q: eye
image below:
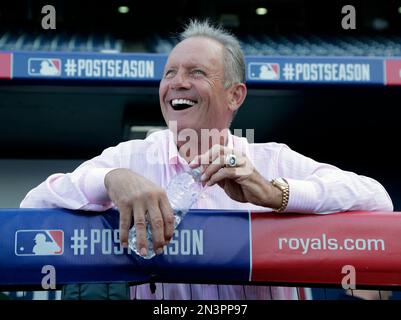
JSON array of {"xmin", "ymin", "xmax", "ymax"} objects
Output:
[
  {"xmin": 164, "ymin": 69, "xmax": 176, "ymax": 78},
  {"xmin": 192, "ymin": 69, "xmax": 206, "ymax": 76}
]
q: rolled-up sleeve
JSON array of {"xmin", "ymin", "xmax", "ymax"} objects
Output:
[
  {"xmin": 20, "ymin": 145, "xmax": 122, "ymax": 211},
  {"xmin": 275, "ymin": 145, "xmax": 394, "ymax": 214}
]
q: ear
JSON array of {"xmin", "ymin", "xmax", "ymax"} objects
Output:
[{"xmin": 227, "ymin": 83, "xmax": 247, "ymax": 112}]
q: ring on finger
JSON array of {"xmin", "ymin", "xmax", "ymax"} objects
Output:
[{"xmin": 225, "ymin": 153, "xmax": 237, "ymax": 167}]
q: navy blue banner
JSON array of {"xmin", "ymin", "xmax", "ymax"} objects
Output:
[
  {"xmin": 11, "ymin": 51, "xmax": 167, "ymax": 82},
  {"xmin": 0, "ymin": 209, "xmax": 250, "ymax": 288},
  {"xmin": 245, "ymin": 56, "xmax": 384, "ymax": 85},
  {"xmin": 0, "ymin": 50, "xmax": 389, "ymax": 85},
  {"xmin": 2, "ymin": 209, "xmax": 401, "ymax": 290}
]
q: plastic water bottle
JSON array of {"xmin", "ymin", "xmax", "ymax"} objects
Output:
[{"xmin": 128, "ymin": 167, "xmax": 203, "ymax": 259}]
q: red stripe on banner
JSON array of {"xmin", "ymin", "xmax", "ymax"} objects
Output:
[
  {"xmin": 385, "ymin": 59, "xmax": 401, "ymax": 85},
  {"xmin": 0, "ymin": 53, "xmax": 12, "ymax": 79},
  {"xmin": 251, "ymin": 211, "xmax": 401, "ymax": 288}
]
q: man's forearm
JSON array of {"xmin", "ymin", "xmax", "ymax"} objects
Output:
[
  {"xmin": 20, "ymin": 169, "xmax": 114, "ymax": 211},
  {"xmin": 277, "ymin": 145, "xmax": 394, "ymax": 214},
  {"xmin": 283, "ymin": 174, "xmax": 393, "ymax": 214}
]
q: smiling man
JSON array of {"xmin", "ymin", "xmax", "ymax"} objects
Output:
[
  {"xmin": 21, "ymin": 20, "xmax": 393, "ymax": 300},
  {"xmin": 160, "ymin": 34, "xmax": 244, "ymax": 136}
]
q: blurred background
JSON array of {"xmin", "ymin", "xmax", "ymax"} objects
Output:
[{"xmin": 0, "ymin": 0, "xmax": 400, "ymax": 300}]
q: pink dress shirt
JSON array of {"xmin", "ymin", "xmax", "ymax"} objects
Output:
[{"xmin": 20, "ymin": 129, "xmax": 393, "ymax": 300}]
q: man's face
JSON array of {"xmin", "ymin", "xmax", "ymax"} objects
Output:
[{"xmin": 159, "ymin": 37, "xmax": 233, "ymax": 133}]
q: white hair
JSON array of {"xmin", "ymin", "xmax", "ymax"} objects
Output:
[{"xmin": 179, "ymin": 19, "xmax": 245, "ymax": 88}]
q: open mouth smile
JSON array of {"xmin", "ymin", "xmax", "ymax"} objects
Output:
[{"xmin": 170, "ymin": 98, "xmax": 198, "ymax": 111}]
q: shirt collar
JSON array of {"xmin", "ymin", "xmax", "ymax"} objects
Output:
[{"xmin": 167, "ymin": 129, "xmax": 235, "ymax": 165}]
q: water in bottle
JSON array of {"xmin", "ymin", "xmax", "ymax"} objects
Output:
[{"xmin": 128, "ymin": 167, "xmax": 203, "ymax": 259}]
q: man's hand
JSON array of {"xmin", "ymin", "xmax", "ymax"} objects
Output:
[
  {"xmin": 189, "ymin": 145, "xmax": 283, "ymax": 209},
  {"xmin": 104, "ymin": 168, "xmax": 175, "ymax": 256}
]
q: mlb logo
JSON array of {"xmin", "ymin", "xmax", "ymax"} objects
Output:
[
  {"xmin": 15, "ymin": 230, "xmax": 64, "ymax": 256},
  {"xmin": 28, "ymin": 58, "xmax": 61, "ymax": 76},
  {"xmin": 248, "ymin": 62, "xmax": 280, "ymax": 80}
]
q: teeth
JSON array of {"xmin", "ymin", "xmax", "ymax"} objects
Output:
[{"xmin": 171, "ymin": 99, "xmax": 196, "ymax": 106}]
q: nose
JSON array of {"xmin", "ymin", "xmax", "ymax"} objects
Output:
[{"xmin": 169, "ymin": 70, "xmax": 191, "ymax": 90}]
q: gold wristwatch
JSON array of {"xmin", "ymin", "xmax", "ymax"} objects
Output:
[{"xmin": 271, "ymin": 178, "xmax": 289, "ymax": 212}]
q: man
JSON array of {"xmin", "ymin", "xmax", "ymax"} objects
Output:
[{"xmin": 21, "ymin": 20, "xmax": 393, "ymax": 300}]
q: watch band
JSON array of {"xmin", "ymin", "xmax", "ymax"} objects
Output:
[{"xmin": 271, "ymin": 178, "xmax": 290, "ymax": 212}]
